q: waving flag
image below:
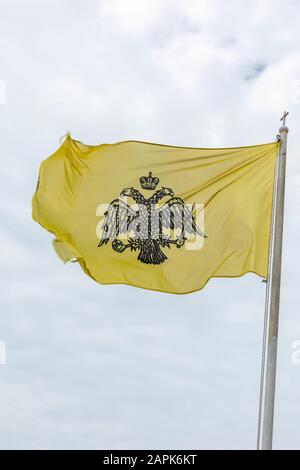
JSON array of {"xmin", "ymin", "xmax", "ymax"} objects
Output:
[{"xmin": 32, "ymin": 135, "xmax": 278, "ymax": 294}]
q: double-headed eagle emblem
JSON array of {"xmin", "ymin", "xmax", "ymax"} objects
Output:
[{"xmin": 98, "ymin": 172, "xmax": 206, "ymax": 265}]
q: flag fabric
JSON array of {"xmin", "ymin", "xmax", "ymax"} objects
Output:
[{"xmin": 32, "ymin": 135, "xmax": 278, "ymax": 294}]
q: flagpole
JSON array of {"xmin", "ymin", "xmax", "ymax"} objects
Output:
[{"xmin": 257, "ymin": 111, "xmax": 289, "ymax": 450}]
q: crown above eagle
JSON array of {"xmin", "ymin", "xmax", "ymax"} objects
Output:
[{"xmin": 140, "ymin": 172, "xmax": 159, "ymax": 190}]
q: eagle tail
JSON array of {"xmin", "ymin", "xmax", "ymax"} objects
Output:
[{"xmin": 138, "ymin": 240, "xmax": 167, "ymax": 265}]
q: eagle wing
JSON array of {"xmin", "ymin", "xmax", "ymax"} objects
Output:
[
  {"xmin": 98, "ymin": 199, "xmax": 138, "ymax": 246},
  {"xmin": 158, "ymin": 197, "xmax": 207, "ymax": 238}
]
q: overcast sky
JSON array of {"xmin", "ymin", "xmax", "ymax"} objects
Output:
[{"xmin": 1, "ymin": 0, "xmax": 300, "ymax": 450}]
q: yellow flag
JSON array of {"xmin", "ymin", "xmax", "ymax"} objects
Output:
[{"xmin": 32, "ymin": 135, "xmax": 278, "ymax": 294}]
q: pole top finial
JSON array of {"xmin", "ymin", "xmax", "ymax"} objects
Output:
[{"xmin": 280, "ymin": 110, "xmax": 289, "ymax": 126}]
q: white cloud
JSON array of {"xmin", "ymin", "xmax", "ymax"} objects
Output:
[
  {"xmin": 98, "ymin": 0, "xmax": 171, "ymax": 36},
  {"xmin": 247, "ymin": 53, "xmax": 300, "ymax": 112},
  {"xmin": 151, "ymin": 32, "xmax": 238, "ymax": 93}
]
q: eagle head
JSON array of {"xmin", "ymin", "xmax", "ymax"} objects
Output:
[
  {"xmin": 120, "ymin": 187, "xmax": 135, "ymax": 198},
  {"xmin": 161, "ymin": 187, "xmax": 174, "ymax": 197}
]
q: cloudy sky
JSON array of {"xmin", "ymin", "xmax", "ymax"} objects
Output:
[{"xmin": 1, "ymin": 0, "xmax": 300, "ymax": 450}]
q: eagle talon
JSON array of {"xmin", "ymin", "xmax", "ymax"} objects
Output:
[
  {"xmin": 176, "ymin": 237, "xmax": 186, "ymax": 248},
  {"xmin": 112, "ymin": 239, "xmax": 127, "ymax": 253}
]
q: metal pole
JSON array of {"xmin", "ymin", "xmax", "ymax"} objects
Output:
[{"xmin": 257, "ymin": 112, "xmax": 289, "ymax": 450}]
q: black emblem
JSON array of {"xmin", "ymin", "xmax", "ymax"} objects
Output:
[{"xmin": 98, "ymin": 172, "xmax": 207, "ymax": 265}]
